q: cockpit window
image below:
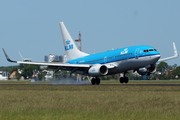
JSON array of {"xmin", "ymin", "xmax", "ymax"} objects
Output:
[
  {"xmin": 144, "ymin": 50, "xmax": 148, "ymax": 52},
  {"xmin": 143, "ymin": 49, "xmax": 156, "ymax": 53},
  {"xmin": 149, "ymin": 49, "xmax": 153, "ymax": 51}
]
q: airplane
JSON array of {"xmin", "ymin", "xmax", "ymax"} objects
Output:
[{"xmin": 2, "ymin": 22, "xmax": 179, "ymax": 85}]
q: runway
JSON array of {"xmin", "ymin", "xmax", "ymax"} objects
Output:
[
  {"xmin": 101, "ymin": 83, "xmax": 180, "ymax": 86},
  {"xmin": 0, "ymin": 81, "xmax": 180, "ymax": 86}
]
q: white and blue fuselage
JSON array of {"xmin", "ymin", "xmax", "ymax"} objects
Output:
[{"xmin": 66, "ymin": 45, "xmax": 160, "ymax": 75}]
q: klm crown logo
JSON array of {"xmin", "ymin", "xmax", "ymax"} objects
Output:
[
  {"xmin": 66, "ymin": 39, "xmax": 70, "ymax": 44},
  {"xmin": 65, "ymin": 39, "xmax": 73, "ymax": 51},
  {"xmin": 121, "ymin": 48, "xmax": 128, "ymax": 54},
  {"xmin": 92, "ymin": 68, "xmax": 95, "ymax": 72}
]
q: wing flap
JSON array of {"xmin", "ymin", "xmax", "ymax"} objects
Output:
[{"xmin": 16, "ymin": 61, "xmax": 90, "ymax": 68}]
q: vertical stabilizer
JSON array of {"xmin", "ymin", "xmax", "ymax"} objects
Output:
[{"xmin": 59, "ymin": 22, "xmax": 89, "ymax": 61}]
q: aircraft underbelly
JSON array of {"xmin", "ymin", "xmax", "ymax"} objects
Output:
[
  {"xmin": 76, "ymin": 55, "xmax": 159, "ymax": 76},
  {"xmin": 114, "ymin": 55, "xmax": 157, "ymax": 73}
]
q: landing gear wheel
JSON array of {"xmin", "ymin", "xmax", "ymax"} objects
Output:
[
  {"xmin": 119, "ymin": 77, "xmax": 129, "ymax": 83},
  {"xmin": 124, "ymin": 77, "xmax": 129, "ymax": 83},
  {"xmin": 120, "ymin": 77, "xmax": 124, "ymax": 83},
  {"xmin": 91, "ymin": 78, "xmax": 96, "ymax": 85},
  {"xmin": 95, "ymin": 78, "xmax": 100, "ymax": 85},
  {"xmin": 91, "ymin": 77, "xmax": 100, "ymax": 85}
]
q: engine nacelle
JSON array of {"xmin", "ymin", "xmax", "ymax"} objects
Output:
[
  {"xmin": 148, "ymin": 64, "xmax": 156, "ymax": 74},
  {"xmin": 137, "ymin": 64, "xmax": 156, "ymax": 75},
  {"xmin": 88, "ymin": 64, "xmax": 108, "ymax": 76},
  {"xmin": 137, "ymin": 67, "xmax": 148, "ymax": 75}
]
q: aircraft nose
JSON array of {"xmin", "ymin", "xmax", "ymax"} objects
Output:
[
  {"xmin": 155, "ymin": 54, "xmax": 161, "ymax": 61},
  {"xmin": 150, "ymin": 54, "xmax": 161, "ymax": 63}
]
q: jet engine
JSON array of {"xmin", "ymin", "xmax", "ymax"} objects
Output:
[
  {"xmin": 88, "ymin": 64, "xmax": 108, "ymax": 76},
  {"xmin": 137, "ymin": 64, "xmax": 156, "ymax": 75}
]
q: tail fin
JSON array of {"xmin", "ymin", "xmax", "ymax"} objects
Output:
[{"xmin": 59, "ymin": 22, "xmax": 89, "ymax": 61}]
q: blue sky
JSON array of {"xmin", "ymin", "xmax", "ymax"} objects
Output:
[{"xmin": 0, "ymin": 0, "xmax": 180, "ymax": 67}]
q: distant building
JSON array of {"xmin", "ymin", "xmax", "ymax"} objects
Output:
[
  {"xmin": 44, "ymin": 54, "xmax": 67, "ymax": 63},
  {"xmin": 59, "ymin": 55, "xmax": 64, "ymax": 62},
  {"xmin": 0, "ymin": 71, "xmax": 10, "ymax": 80},
  {"xmin": 45, "ymin": 54, "xmax": 61, "ymax": 62},
  {"xmin": 10, "ymin": 71, "xmax": 16, "ymax": 80},
  {"xmin": 10, "ymin": 71, "xmax": 24, "ymax": 80},
  {"xmin": 60, "ymin": 54, "xmax": 67, "ymax": 63}
]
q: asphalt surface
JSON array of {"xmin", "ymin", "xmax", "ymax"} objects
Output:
[{"xmin": 0, "ymin": 82, "xmax": 180, "ymax": 86}]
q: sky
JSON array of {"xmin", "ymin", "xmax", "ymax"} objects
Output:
[{"xmin": 0, "ymin": 0, "xmax": 180, "ymax": 67}]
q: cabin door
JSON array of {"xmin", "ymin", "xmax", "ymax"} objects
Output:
[{"xmin": 135, "ymin": 48, "xmax": 140, "ymax": 59}]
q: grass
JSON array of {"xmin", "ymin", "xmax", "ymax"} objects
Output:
[{"xmin": 0, "ymin": 84, "xmax": 180, "ymax": 119}]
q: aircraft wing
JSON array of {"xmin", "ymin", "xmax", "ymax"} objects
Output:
[
  {"xmin": 2, "ymin": 48, "xmax": 90, "ymax": 71},
  {"xmin": 158, "ymin": 42, "xmax": 178, "ymax": 62}
]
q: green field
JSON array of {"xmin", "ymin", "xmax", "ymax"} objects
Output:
[{"xmin": 0, "ymin": 82, "xmax": 180, "ymax": 120}]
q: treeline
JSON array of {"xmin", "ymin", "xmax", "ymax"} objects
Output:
[
  {"xmin": 155, "ymin": 62, "xmax": 180, "ymax": 80},
  {"xmin": 0, "ymin": 66, "xmax": 14, "ymax": 73}
]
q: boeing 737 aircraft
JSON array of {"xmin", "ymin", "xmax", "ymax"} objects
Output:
[{"xmin": 3, "ymin": 22, "xmax": 179, "ymax": 85}]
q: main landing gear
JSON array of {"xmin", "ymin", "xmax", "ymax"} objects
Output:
[
  {"xmin": 91, "ymin": 77, "xmax": 100, "ymax": 85},
  {"xmin": 119, "ymin": 73, "xmax": 129, "ymax": 83}
]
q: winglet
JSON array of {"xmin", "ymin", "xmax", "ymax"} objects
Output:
[
  {"xmin": 2, "ymin": 48, "xmax": 17, "ymax": 63},
  {"xmin": 173, "ymin": 42, "xmax": 178, "ymax": 57},
  {"xmin": 19, "ymin": 51, "xmax": 24, "ymax": 60},
  {"xmin": 158, "ymin": 42, "xmax": 178, "ymax": 62}
]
